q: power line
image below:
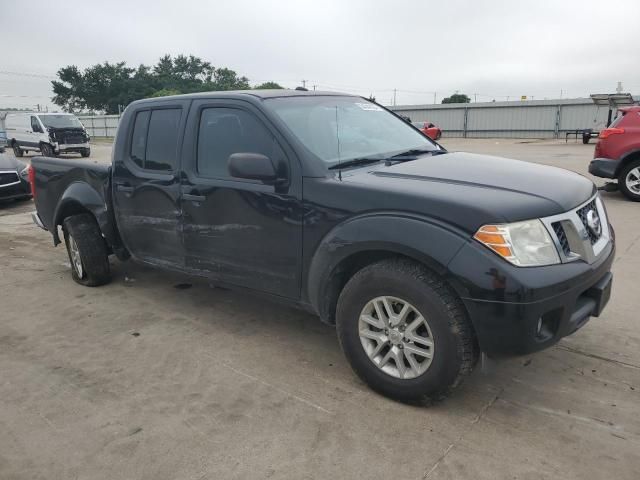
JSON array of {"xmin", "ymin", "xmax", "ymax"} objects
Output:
[{"xmin": 0, "ymin": 70, "xmax": 57, "ymax": 79}]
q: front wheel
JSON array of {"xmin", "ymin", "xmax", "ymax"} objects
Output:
[
  {"xmin": 63, "ymin": 214, "xmax": 111, "ymax": 286},
  {"xmin": 336, "ymin": 258, "xmax": 477, "ymax": 404},
  {"xmin": 80, "ymin": 148, "xmax": 91, "ymax": 158},
  {"xmin": 40, "ymin": 143, "xmax": 55, "ymax": 157},
  {"xmin": 618, "ymin": 159, "xmax": 640, "ymax": 202}
]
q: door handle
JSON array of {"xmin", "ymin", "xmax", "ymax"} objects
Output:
[
  {"xmin": 183, "ymin": 193, "xmax": 205, "ymax": 202},
  {"xmin": 115, "ymin": 183, "xmax": 134, "ymax": 193}
]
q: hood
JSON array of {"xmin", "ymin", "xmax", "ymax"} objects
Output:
[
  {"xmin": 0, "ymin": 153, "xmax": 26, "ymax": 171},
  {"xmin": 343, "ymin": 152, "xmax": 595, "ymax": 232},
  {"xmin": 47, "ymin": 126, "xmax": 85, "ymax": 131}
]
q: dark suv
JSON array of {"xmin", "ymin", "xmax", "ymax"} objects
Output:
[{"xmin": 589, "ymin": 105, "xmax": 640, "ymax": 201}]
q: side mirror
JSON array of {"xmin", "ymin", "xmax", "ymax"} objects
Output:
[{"xmin": 228, "ymin": 153, "xmax": 279, "ymax": 184}]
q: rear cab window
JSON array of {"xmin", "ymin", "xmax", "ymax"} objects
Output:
[{"xmin": 130, "ymin": 108, "xmax": 182, "ymax": 172}]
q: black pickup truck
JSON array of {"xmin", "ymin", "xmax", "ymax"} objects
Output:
[{"xmin": 30, "ymin": 90, "xmax": 615, "ymax": 403}]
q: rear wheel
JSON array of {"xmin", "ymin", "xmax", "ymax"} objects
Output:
[
  {"xmin": 618, "ymin": 159, "xmax": 640, "ymax": 202},
  {"xmin": 336, "ymin": 258, "xmax": 477, "ymax": 404},
  {"xmin": 12, "ymin": 143, "xmax": 23, "ymax": 157},
  {"xmin": 62, "ymin": 214, "xmax": 111, "ymax": 286}
]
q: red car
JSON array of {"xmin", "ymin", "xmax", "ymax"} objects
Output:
[
  {"xmin": 412, "ymin": 121, "xmax": 442, "ymax": 140},
  {"xmin": 589, "ymin": 105, "xmax": 640, "ymax": 201}
]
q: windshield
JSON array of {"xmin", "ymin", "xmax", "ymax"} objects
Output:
[
  {"xmin": 266, "ymin": 96, "xmax": 437, "ymax": 166},
  {"xmin": 38, "ymin": 114, "xmax": 83, "ymax": 129}
]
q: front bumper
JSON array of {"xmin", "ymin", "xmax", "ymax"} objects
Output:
[
  {"xmin": 54, "ymin": 142, "xmax": 90, "ymax": 153},
  {"xmin": 589, "ymin": 158, "xmax": 618, "ymax": 179},
  {"xmin": 447, "ymin": 234, "xmax": 615, "ymax": 357},
  {"xmin": 0, "ymin": 176, "xmax": 31, "ymax": 201}
]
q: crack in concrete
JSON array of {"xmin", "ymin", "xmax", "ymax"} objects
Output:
[
  {"xmin": 556, "ymin": 345, "xmax": 640, "ymax": 370},
  {"xmin": 422, "ymin": 388, "xmax": 503, "ymax": 479}
]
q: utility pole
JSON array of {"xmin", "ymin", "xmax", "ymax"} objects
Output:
[
  {"xmin": 37, "ymin": 104, "xmax": 41, "ymax": 112},
  {"xmin": 313, "ymin": 84, "xmax": 317, "ymax": 91},
  {"xmin": 560, "ymin": 89, "xmax": 563, "ymax": 99},
  {"xmin": 393, "ymin": 89, "xmax": 397, "ymax": 106},
  {"xmin": 474, "ymin": 93, "xmax": 477, "ymax": 103},
  {"xmin": 433, "ymin": 92, "xmax": 436, "ymax": 104},
  {"xmin": 301, "ymin": 79, "xmax": 307, "ymax": 89}
]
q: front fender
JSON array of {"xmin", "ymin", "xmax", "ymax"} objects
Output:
[
  {"xmin": 53, "ymin": 182, "xmax": 113, "ymax": 246},
  {"xmin": 305, "ymin": 212, "xmax": 469, "ymax": 318}
]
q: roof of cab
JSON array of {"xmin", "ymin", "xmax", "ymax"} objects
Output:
[{"xmin": 131, "ymin": 89, "xmax": 357, "ymax": 105}]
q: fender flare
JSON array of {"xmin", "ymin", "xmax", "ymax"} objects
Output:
[
  {"xmin": 305, "ymin": 212, "xmax": 469, "ymax": 322},
  {"xmin": 617, "ymin": 148, "xmax": 640, "ymax": 175},
  {"xmin": 52, "ymin": 181, "xmax": 115, "ymax": 247}
]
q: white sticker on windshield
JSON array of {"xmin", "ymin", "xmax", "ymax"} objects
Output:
[{"xmin": 355, "ymin": 103, "xmax": 383, "ymax": 111}]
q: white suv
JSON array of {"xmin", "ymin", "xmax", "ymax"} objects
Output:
[{"xmin": 5, "ymin": 113, "xmax": 90, "ymax": 157}]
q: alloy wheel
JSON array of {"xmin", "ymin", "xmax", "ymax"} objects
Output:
[
  {"xmin": 625, "ymin": 167, "xmax": 640, "ymax": 194},
  {"xmin": 68, "ymin": 234, "xmax": 84, "ymax": 278},
  {"xmin": 358, "ymin": 296, "xmax": 434, "ymax": 379}
]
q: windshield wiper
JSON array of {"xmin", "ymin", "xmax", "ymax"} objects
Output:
[
  {"xmin": 389, "ymin": 148, "xmax": 446, "ymax": 159},
  {"xmin": 328, "ymin": 158, "xmax": 384, "ymax": 170}
]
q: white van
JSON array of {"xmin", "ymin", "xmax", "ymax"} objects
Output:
[{"xmin": 5, "ymin": 113, "xmax": 90, "ymax": 157}]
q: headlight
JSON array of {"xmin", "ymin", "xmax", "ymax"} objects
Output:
[
  {"xmin": 474, "ymin": 219, "xmax": 560, "ymax": 267},
  {"xmin": 19, "ymin": 164, "xmax": 30, "ymax": 178}
]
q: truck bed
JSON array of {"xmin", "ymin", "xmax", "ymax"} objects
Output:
[{"xmin": 31, "ymin": 156, "xmax": 112, "ymax": 240}]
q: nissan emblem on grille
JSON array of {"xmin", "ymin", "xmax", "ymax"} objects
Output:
[{"xmin": 586, "ymin": 209, "xmax": 602, "ymax": 237}]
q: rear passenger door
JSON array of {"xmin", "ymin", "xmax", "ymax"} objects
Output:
[{"xmin": 112, "ymin": 101, "xmax": 189, "ymax": 267}]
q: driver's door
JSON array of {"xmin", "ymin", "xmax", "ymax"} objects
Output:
[{"xmin": 180, "ymin": 99, "xmax": 303, "ymax": 298}]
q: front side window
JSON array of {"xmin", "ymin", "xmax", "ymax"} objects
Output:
[
  {"xmin": 265, "ymin": 96, "xmax": 437, "ymax": 166},
  {"xmin": 197, "ymin": 107, "xmax": 283, "ymax": 179},
  {"xmin": 129, "ymin": 108, "xmax": 181, "ymax": 171},
  {"xmin": 31, "ymin": 116, "xmax": 41, "ymax": 132}
]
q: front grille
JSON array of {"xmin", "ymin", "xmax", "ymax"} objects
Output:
[
  {"xmin": 0, "ymin": 171, "xmax": 19, "ymax": 187},
  {"xmin": 576, "ymin": 199, "xmax": 601, "ymax": 244},
  {"xmin": 62, "ymin": 134, "xmax": 84, "ymax": 144},
  {"xmin": 552, "ymin": 222, "xmax": 571, "ymax": 255}
]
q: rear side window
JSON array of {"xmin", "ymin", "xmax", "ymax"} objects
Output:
[
  {"xmin": 609, "ymin": 111, "xmax": 626, "ymax": 128},
  {"xmin": 130, "ymin": 108, "xmax": 181, "ymax": 171},
  {"xmin": 197, "ymin": 108, "xmax": 283, "ymax": 179},
  {"xmin": 131, "ymin": 111, "xmax": 150, "ymax": 168}
]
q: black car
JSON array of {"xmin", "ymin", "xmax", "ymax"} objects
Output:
[
  {"xmin": 0, "ymin": 153, "xmax": 31, "ymax": 201},
  {"xmin": 29, "ymin": 90, "xmax": 614, "ymax": 403}
]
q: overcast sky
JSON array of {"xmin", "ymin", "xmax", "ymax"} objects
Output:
[{"xmin": 2, "ymin": 0, "xmax": 639, "ymax": 110}]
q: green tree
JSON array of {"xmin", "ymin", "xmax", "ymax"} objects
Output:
[
  {"xmin": 254, "ymin": 81, "xmax": 284, "ymax": 89},
  {"xmin": 52, "ymin": 55, "xmax": 255, "ymax": 113},
  {"xmin": 149, "ymin": 88, "xmax": 182, "ymax": 98},
  {"xmin": 441, "ymin": 93, "xmax": 471, "ymax": 104},
  {"xmin": 212, "ymin": 67, "xmax": 249, "ymax": 91}
]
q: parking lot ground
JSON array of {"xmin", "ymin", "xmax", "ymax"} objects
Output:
[{"xmin": 1, "ymin": 139, "xmax": 639, "ymax": 479}]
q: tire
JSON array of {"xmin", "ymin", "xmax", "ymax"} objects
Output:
[
  {"xmin": 336, "ymin": 258, "xmax": 477, "ymax": 404},
  {"xmin": 436, "ymin": 130, "xmax": 442, "ymax": 140},
  {"xmin": 618, "ymin": 159, "xmax": 640, "ymax": 202},
  {"xmin": 62, "ymin": 214, "xmax": 111, "ymax": 286},
  {"xmin": 80, "ymin": 148, "xmax": 91, "ymax": 158},
  {"xmin": 40, "ymin": 143, "xmax": 55, "ymax": 157},
  {"xmin": 12, "ymin": 143, "xmax": 23, "ymax": 157}
]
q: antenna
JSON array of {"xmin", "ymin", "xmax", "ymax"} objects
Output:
[{"xmin": 335, "ymin": 105, "xmax": 342, "ymax": 181}]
